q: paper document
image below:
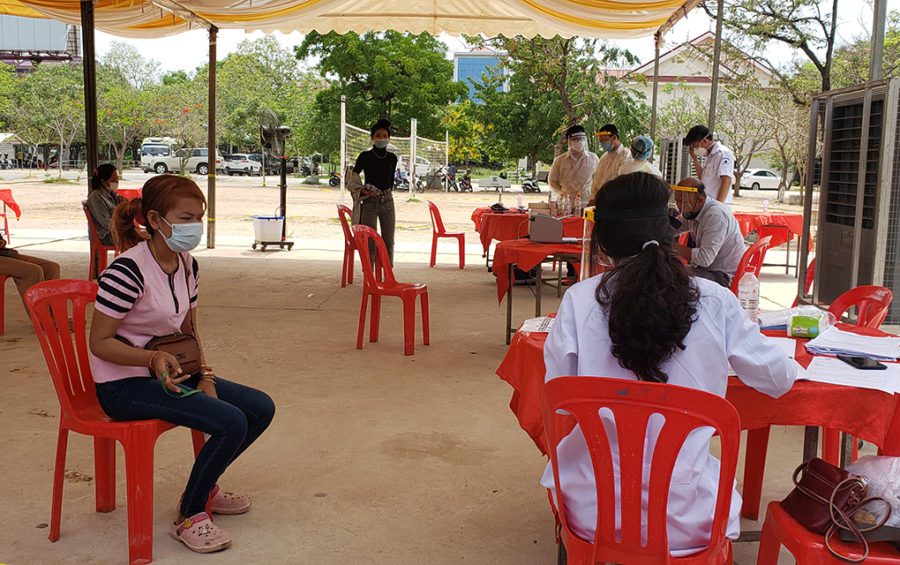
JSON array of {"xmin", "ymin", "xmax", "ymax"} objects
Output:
[
  {"xmin": 520, "ymin": 317, "xmax": 555, "ymax": 333},
  {"xmin": 805, "ymin": 326, "xmax": 900, "ymax": 361},
  {"xmin": 768, "ymin": 336, "xmax": 797, "ymax": 359},
  {"xmin": 803, "ymin": 357, "xmax": 900, "ymax": 394}
]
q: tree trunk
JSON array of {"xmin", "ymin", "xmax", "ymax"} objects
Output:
[
  {"xmin": 115, "ymin": 144, "xmax": 125, "ymax": 173},
  {"xmin": 733, "ymin": 172, "xmax": 742, "ymax": 199}
]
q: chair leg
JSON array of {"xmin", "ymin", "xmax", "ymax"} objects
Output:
[
  {"xmin": 124, "ymin": 434, "xmax": 157, "ymax": 565},
  {"xmin": 741, "ymin": 427, "xmax": 770, "ymax": 521},
  {"xmin": 756, "ymin": 509, "xmax": 783, "ymax": 565},
  {"xmin": 341, "ymin": 248, "xmax": 349, "ymax": 287},
  {"xmin": 370, "ymin": 294, "xmax": 381, "ymax": 343},
  {"xmin": 0, "ymin": 277, "xmax": 5, "ymax": 336},
  {"xmin": 822, "ymin": 428, "xmax": 840, "ymax": 465},
  {"xmin": 457, "ymin": 236, "xmax": 465, "ymax": 269},
  {"xmin": 348, "ymin": 248, "xmax": 355, "ymax": 285},
  {"xmin": 421, "ymin": 291, "xmax": 430, "ymax": 346},
  {"xmin": 402, "ymin": 295, "xmax": 416, "ymax": 355},
  {"xmin": 49, "ymin": 427, "xmax": 69, "ymax": 542},
  {"xmin": 357, "ymin": 291, "xmax": 369, "ymax": 350},
  {"xmin": 88, "ymin": 245, "xmax": 96, "ymax": 281},
  {"xmin": 94, "ymin": 437, "xmax": 117, "ymax": 512},
  {"xmin": 430, "ymin": 234, "xmax": 438, "ymax": 267}
]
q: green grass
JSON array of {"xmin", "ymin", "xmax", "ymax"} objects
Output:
[{"xmin": 43, "ymin": 177, "xmax": 76, "ymax": 184}]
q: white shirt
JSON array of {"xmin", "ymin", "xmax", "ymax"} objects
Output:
[
  {"xmin": 549, "ymin": 150, "xmax": 600, "ymax": 200},
  {"xmin": 618, "ymin": 159, "xmax": 663, "ymax": 178},
  {"xmin": 685, "ymin": 197, "xmax": 746, "ymax": 278},
  {"xmin": 540, "ymin": 276, "xmax": 797, "ymax": 556},
  {"xmin": 592, "ymin": 143, "xmax": 633, "ymax": 196},
  {"xmin": 699, "ymin": 142, "xmax": 735, "ymax": 204}
]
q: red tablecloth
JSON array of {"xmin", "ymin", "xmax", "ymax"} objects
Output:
[
  {"xmin": 732, "ymin": 212, "xmax": 804, "ymax": 248},
  {"xmin": 0, "ymin": 188, "xmax": 22, "ymax": 219},
  {"xmin": 496, "ymin": 324, "xmax": 900, "ymax": 457},
  {"xmin": 116, "ymin": 188, "xmax": 142, "ymax": 200},
  {"xmin": 472, "ymin": 207, "xmax": 583, "ymax": 253},
  {"xmin": 493, "ymin": 239, "xmax": 583, "ymax": 302}
]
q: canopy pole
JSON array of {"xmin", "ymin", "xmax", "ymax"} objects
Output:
[
  {"xmin": 340, "ymin": 95, "xmax": 346, "ymax": 204},
  {"xmin": 708, "ymin": 0, "xmax": 724, "ymax": 131},
  {"xmin": 444, "ymin": 130, "xmax": 449, "ymax": 192},
  {"xmin": 80, "ymin": 0, "xmax": 98, "ymax": 195},
  {"xmin": 649, "ymin": 32, "xmax": 662, "ymax": 141},
  {"xmin": 206, "ymin": 26, "xmax": 217, "ymax": 249},
  {"xmin": 871, "ymin": 0, "xmax": 887, "ymax": 81}
]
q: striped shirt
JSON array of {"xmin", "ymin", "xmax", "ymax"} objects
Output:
[{"xmin": 90, "ymin": 241, "xmax": 199, "ymax": 383}]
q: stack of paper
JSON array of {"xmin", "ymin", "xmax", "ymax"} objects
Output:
[
  {"xmin": 802, "ymin": 357, "xmax": 900, "ymax": 394},
  {"xmin": 520, "ymin": 317, "xmax": 555, "ymax": 333},
  {"xmin": 805, "ymin": 326, "xmax": 900, "ymax": 361}
]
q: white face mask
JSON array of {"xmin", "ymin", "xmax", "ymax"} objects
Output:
[
  {"xmin": 568, "ymin": 139, "xmax": 585, "ymax": 153},
  {"xmin": 694, "ymin": 146, "xmax": 707, "ymax": 157},
  {"xmin": 108, "ymin": 181, "xmax": 119, "ymax": 191}
]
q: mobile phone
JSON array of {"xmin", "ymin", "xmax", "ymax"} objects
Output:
[{"xmin": 836, "ymin": 355, "xmax": 888, "ymax": 370}]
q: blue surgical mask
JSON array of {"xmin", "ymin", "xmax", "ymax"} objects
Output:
[
  {"xmin": 373, "ymin": 140, "xmax": 389, "ymax": 149},
  {"xmin": 600, "ymin": 141, "xmax": 613, "ymax": 152},
  {"xmin": 161, "ymin": 216, "xmax": 203, "ymax": 252}
]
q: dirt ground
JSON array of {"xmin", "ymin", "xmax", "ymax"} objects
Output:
[{"xmin": 0, "ymin": 171, "xmax": 816, "ymax": 564}]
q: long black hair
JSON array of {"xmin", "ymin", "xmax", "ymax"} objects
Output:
[
  {"xmin": 90, "ymin": 163, "xmax": 117, "ymax": 191},
  {"xmin": 593, "ymin": 172, "xmax": 699, "ymax": 383}
]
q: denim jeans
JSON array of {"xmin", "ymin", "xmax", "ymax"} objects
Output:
[
  {"xmin": 357, "ymin": 193, "xmax": 396, "ymax": 265},
  {"xmin": 95, "ymin": 375, "xmax": 275, "ymax": 516}
]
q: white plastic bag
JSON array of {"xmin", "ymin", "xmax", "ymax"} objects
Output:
[{"xmin": 846, "ymin": 455, "xmax": 900, "ymax": 527}]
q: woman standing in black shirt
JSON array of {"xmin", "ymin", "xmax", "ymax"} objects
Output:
[{"xmin": 353, "ymin": 119, "xmax": 398, "ymax": 264}]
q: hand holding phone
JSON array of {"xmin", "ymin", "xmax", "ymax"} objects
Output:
[{"xmin": 837, "ymin": 355, "xmax": 888, "ymax": 370}]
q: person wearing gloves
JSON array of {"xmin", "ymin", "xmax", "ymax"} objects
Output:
[
  {"xmin": 590, "ymin": 123, "xmax": 632, "ymax": 200},
  {"xmin": 540, "ymin": 171, "xmax": 797, "ymax": 557},
  {"xmin": 548, "ymin": 124, "xmax": 599, "ymax": 210},
  {"xmin": 684, "ymin": 125, "xmax": 736, "ymax": 204},
  {"xmin": 618, "ymin": 135, "xmax": 663, "ymax": 178},
  {"xmin": 348, "ymin": 118, "xmax": 399, "ymax": 265}
]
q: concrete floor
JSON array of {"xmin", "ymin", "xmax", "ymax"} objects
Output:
[{"xmin": 0, "ymin": 181, "xmax": 818, "ymax": 564}]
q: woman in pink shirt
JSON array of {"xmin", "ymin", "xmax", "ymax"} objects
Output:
[{"xmin": 89, "ymin": 175, "xmax": 275, "ymax": 554}]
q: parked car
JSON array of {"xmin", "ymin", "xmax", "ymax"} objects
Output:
[
  {"xmin": 147, "ymin": 147, "xmax": 223, "ymax": 175},
  {"xmin": 742, "ymin": 168, "xmax": 781, "ymax": 190},
  {"xmin": 225, "ymin": 153, "xmax": 262, "ymax": 176}
]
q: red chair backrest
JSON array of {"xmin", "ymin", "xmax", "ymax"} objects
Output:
[
  {"xmin": 542, "ymin": 376, "xmax": 740, "ymax": 563},
  {"xmin": 25, "ymin": 280, "xmax": 99, "ymax": 418},
  {"xmin": 792, "ymin": 258, "xmax": 816, "ymax": 307},
  {"xmin": 352, "ymin": 225, "xmax": 397, "ymax": 287},
  {"xmin": 828, "ymin": 285, "xmax": 893, "ymax": 329},
  {"xmin": 729, "ymin": 235, "xmax": 772, "ymax": 295},
  {"xmin": 336, "ymin": 204, "xmax": 354, "ymax": 248},
  {"xmin": 427, "ymin": 201, "xmax": 447, "ymax": 235},
  {"xmin": 0, "ymin": 188, "xmax": 22, "ymax": 219},
  {"xmin": 83, "ymin": 204, "xmax": 108, "ymax": 251},
  {"xmin": 116, "ymin": 188, "xmax": 142, "ymax": 201}
]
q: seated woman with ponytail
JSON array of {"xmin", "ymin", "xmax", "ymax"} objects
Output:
[
  {"xmin": 540, "ymin": 172, "xmax": 798, "ymax": 556},
  {"xmin": 89, "ymin": 174, "xmax": 275, "ymax": 555}
]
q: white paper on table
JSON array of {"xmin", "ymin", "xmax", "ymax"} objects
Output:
[
  {"xmin": 767, "ymin": 336, "xmax": 797, "ymax": 359},
  {"xmin": 805, "ymin": 327, "xmax": 900, "ymax": 361},
  {"xmin": 803, "ymin": 357, "xmax": 900, "ymax": 394},
  {"xmin": 520, "ymin": 317, "xmax": 555, "ymax": 333}
]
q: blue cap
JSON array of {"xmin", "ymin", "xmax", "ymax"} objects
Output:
[{"xmin": 630, "ymin": 135, "xmax": 654, "ymax": 161}]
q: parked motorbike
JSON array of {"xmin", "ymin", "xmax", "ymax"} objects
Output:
[
  {"xmin": 394, "ymin": 168, "xmax": 411, "ymax": 191},
  {"xmin": 329, "ymin": 171, "xmax": 341, "ymax": 187},
  {"xmin": 459, "ymin": 170, "xmax": 473, "ymax": 192},
  {"xmin": 521, "ymin": 172, "xmax": 541, "ymax": 193}
]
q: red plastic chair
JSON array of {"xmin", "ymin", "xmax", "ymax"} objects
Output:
[
  {"xmin": 729, "ymin": 235, "xmax": 772, "ymax": 295},
  {"xmin": 0, "ymin": 188, "xmax": 22, "ymax": 244},
  {"xmin": 0, "ymin": 274, "xmax": 7, "ymax": 335},
  {"xmin": 827, "ymin": 285, "xmax": 893, "ymax": 329},
  {"xmin": 83, "ymin": 204, "xmax": 117, "ymax": 280},
  {"xmin": 791, "ymin": 257, "xmax": 815, "ymax": 307},
  {"xmin": 116, "ymin": 188, "xmax": 142, "ymax": 200},
  {"xmin": 25, "ymin": 280, "xmax": 205, "ymax": 565},
  {"xmin": 427, "ymin": 201, "xmax": 465, "ymax": 269},
  {"xmin": 820, "ymin": 285, "xmax": 894, "ymax": 465},
  {"xmin": 352, "ymin": 225, "xmax": 429, "ymax": 356},
  {"xmin": 337, "ymin": 204, "xmax": 356, "ymax": 287},
  {"xmin": 757, "ymin": 501, "xmax": 900, "ymax": 564},
  {"xmin": 542, "ymin": 377, "xmax": 740, "ymax": 564}
]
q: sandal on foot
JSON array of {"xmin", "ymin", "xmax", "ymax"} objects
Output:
[
  {"xmin": 168, "ymin": 512, "xmax": 231, "ymax": 554},
  {"xmin": 210, "ymin": 484, "xmax": 252, "ymax": 515}
]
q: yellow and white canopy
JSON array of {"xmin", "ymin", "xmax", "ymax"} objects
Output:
[{"xmin": 0, "ymin": 0, "xmax": 699, "ymax": 39}]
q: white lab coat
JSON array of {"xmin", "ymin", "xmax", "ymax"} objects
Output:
[{"xmin": 540, "ymin": 275, "xmax": 798, "ymax": 556}]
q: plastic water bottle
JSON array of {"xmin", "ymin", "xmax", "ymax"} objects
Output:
[
  {"xmin": 561, "ymin": 197, "xmax": 571, "ymax": 217},
  {"xmin": 738, "ymin": 273, "xmax": 760, "ymax": 324},
  {"xmin": 517, "ymin": 194, "xmax": 524, "ymax": 210},
  {"xmin": 762, "ymin": 199, "xmax": 770, "ymax": 213}
]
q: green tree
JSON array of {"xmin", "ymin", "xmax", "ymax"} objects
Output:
[
  {"xmin": 296, "ymin": 31, "xmax": 467, "ymax": 156},
  {"xmin": 0, "ymin": 63, "xmax": 15, "ymax": 130},
  {"xmin": 440, "ymin": 101, "xmax": 489, "ymax": 166}
]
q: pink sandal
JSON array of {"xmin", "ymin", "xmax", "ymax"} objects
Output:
[
  {"xmin": 169, "ymin": 512, "xmax": 231, "ymax": 553},
  {"xmin": 210, "ymin": 484, "xmax": 252, "ymax": 515}
]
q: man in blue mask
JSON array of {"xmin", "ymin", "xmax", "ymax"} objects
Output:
[
  {"xmin": 673, "ymin": 177, "xmax": 744, "ymax": 287},
  {"xmin": 589, "ymin": 123, "xmax": 632, "ymax": 203}
]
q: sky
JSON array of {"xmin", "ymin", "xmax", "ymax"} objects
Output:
[{"xmin": 94, "ymin": 1, "xmax": 896, "ymax": 73}]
